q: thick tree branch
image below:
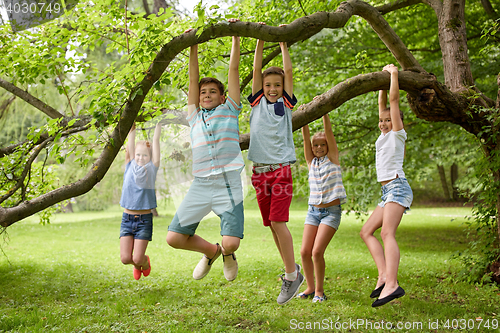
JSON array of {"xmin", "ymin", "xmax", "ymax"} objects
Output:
[
  {"xmin": 376, "ymin": 0, "xmax": 423, "ymax": 14},
  {"xmin": 0, "ymin": 78, "xmax": 64, "ymax": 119},
  {"xmin": 351, "ymin": 1, "xmax": 425, "ymax": 73},
  {"xmin": 0, "ymin": 0, "xmax": 491, "ymax": 227},
  {"xmin": 481, "ymin": 0, "xmax": 499, "ymax": 19}
]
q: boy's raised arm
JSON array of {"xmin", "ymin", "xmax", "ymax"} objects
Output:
[
  {"xmin": 301, "ymin": 124, "xmax": 314, "ymax": 167},
  {"xmin": 227, "ymin": 35, "xmax": 240, "ymax": 107},
  {"xmin": 187, "ymin": 36, "xmax": 200, "ymax": 117},
  {"xmin": 323, "ymin": 114, "xmax": 340, "ymax": 166},
  {"xmin": 125, "ymin": 122, "xmax": 136, "ymax": 164},
  {"xmin": 280, "ymin": 41, "xmax": 293, "ymax": 98},
  {"xmin": 384, "ymin": 64, "xmax": 403, "ymax": 132},
  {"xmin": 152, "ymin": 122, "xmax": 162, "ymax": 168},
  {"xmin": 252, "ymin": 39, "xmax": 264, "ymax": 95}
]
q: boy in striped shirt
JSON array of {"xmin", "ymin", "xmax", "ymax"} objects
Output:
[{"xmin": 166, "ymin": 22, "xmax": 244, "ymax": 282}]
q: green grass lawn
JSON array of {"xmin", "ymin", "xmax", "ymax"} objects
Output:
[{"xmin": 1, "ymin": 201, "xmax": 499, "ymax": 332}]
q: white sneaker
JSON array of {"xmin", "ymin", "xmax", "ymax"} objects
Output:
[
  {"xmin": 223, "ymin": 253, "xmax": 238, "ymax": 281},
  {"xmin": 193, "ymin": 244, "xmax": 221, "ymax": 280}
]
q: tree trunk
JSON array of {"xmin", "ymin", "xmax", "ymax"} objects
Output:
[
  {"xmin": 436, "ymin": 0, "xmax": 474, "ymax": 93},
  {"xmin": 437, "ymin": 165, "xmax": 451, "ymax": 200},
  {"xmin": 450, "ymin": 163, "xmax": 459, "ymax": 201}
]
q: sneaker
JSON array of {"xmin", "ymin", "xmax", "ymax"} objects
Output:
[
  {"xmin": 312, "ymin": 294, "xmax": 327, "ymax": 303},
  {"xmin": 297, "ymin": 291, "xmax": 315, "ymax": 299},
  {"xmin": 223, "ymin": 253, "xmax": 238, "ymax": 281},
  {"xmin": 193, "ymin": 243, "xmax": 221, "ymax": 280},
  {"xmin": 277, "ymin": 272, "xmax": 304, "ymax": 305}
]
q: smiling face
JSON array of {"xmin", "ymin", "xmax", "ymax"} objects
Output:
[
  {"xmin": 263, "ymin": 74, "xmax": 284, "ymax": 103},
  {"xmin": 379, "ymin": 110, "xmax": 392, "ymax": 134},
  {"xmin": 135, "ymin": 142, "xmax": 151, "ymax": 166},
  {"xmin": 312, "ymin": 134, "xmax": 328, "ymax": 157},
  {"xmin": 199, "ymin": 82, "xmax": 225, "ymax": 110}
]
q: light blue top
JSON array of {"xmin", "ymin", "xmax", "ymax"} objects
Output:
[
  {"xmin": 120, "ymin": 160, "xmax": 158, "ymax": 210},
  {"xmin": 187, "ymin": 97, "xmax": 245, "ymax": 177},
  {"xmin": 247, "ymin": 89, "xmax": 297, "ymax": 164}
]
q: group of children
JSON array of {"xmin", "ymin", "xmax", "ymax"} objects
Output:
[{"xmin": 118, "ymin": 21, "xmax": 413, "ymax": 308}]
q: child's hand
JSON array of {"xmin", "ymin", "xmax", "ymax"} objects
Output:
[
  {"xmin": 279, "ymin": 24, "xmax": 287, "ymax": 27},
  {"xmin": 383, "ymin": 64, "xmax": 398, "ymax": 73},
  {"xmin": 184, "ymin": 28, "xmax": 194, "ymax": 34},
  {"xmin": 227, "ymin": 18, "xmax": 239, "ymax": 23},
  {"xmin": 258, "ymin": 22, "xmax": 266, "ymax": 25}
]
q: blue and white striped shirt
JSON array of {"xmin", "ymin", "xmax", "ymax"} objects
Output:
[
  {"xmin": 308, "ymin": 156, "xmax": 347, "ymax": 205},
  {"xmin": 187, "ymin": 97, "xmax": 244, "ymax": 177}
]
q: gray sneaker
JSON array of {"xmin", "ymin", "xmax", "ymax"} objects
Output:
[
  {"xmin": 193, "ymin": 244, "xmax": 221, "ymax": 280},
  {"xmin": 223, "ymin": 253, "xmax": 238, "ymax": 281},
  {"xmin": 277, "ymin": 271, "xmax": 304, "ymax": 305}
]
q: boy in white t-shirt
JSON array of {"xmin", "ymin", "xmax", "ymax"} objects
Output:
[{"xmin": 359, "ymin": 64, "xmax": 413, "ymax": 307}]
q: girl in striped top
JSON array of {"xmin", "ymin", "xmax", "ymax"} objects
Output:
[{"xmin": 298, "ymin": 114, "xmax": 347, "ymax": 303}]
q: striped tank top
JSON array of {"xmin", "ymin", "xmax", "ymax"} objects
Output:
[{"xmin": 308, "ymin": 156, "xmax": 347, "ymax": 205}]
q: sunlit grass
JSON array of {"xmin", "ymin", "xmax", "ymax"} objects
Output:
[{"xmin": 1, "ymin": 202, "xmax": 499, "ymax": 332}]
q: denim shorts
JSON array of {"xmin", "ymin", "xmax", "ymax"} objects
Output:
[
  {"xmin": 168, "ymin": 170, "xmax": 244, "ymax": 239},
  {"xmin": 120, "ymin": 213, "xmax": 153, "ymax": 241},
  {"xmin": 305, "ymin": 204, "xmax": 342, "ymax": 230},
  {"xmin": 378, "ymin": 177, "xmax": 413, "ymax": 210}
]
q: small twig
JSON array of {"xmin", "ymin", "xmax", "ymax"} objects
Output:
[
  {"xmin": 55, "ymin": 66, "xmax": 75, "ymax": 116},
  {"xmin": 297, "ymin": 0, "xmax": 308, "ymax": 16}
]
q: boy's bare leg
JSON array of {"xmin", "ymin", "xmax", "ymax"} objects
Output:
[
  {"xmin": 270, "ymin": 221, "xmax": 296, "ymax": 274},
  {"xmin": 221, "ymin": 235, "xmax": 240, "ymax": 281},
  {"xmin": 221, "ymin": 235, "xmax": 240, "ymax": 254},
  {"xmin": 166, "ymin": 231, "xmax": 218, "ymax": 258},
  {"xmin": 270, "ymin": 224, "xmax": 285, "ymax": 264}
]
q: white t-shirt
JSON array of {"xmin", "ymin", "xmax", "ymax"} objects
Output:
[{"xmin": 375, "ymin": 129, "xmax": 406, "ymax": 182}]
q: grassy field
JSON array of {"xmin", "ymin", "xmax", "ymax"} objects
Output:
[{"xmin": 1, "ymin": 200, "xmax": 499, "ymax": 332}]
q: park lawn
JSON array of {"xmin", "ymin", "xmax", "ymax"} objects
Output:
[{"xmin": 0, "ymin": 201, "xmax": 499, "ymax": 332}]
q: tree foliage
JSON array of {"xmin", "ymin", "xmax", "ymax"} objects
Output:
[{"xmin": 1, "ymin": 0, "xmax": 500, "ymax": 281}]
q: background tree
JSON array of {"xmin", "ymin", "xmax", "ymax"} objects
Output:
[{"xmin": 0, "ymin": 0, "xmax": 499, "ymax": 279}]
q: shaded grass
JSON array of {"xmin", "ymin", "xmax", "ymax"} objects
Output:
[{"xmin": 1, "ymin": 202, "xmax": 499, "ymax": 332}]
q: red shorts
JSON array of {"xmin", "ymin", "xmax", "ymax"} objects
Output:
[{"xmin": 251, "ymin": 165, "xmax": 293, "ymax": 226}]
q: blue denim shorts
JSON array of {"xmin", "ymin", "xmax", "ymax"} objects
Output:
[
  {"xmin": 120, "ymin": 213, "xmax": 153, "ymax": 241},
  {"xmin": 304, "ymin": 204, "xmax": 342, "ymax": 230},
  {"xmin": 378, "ymin": 177, "xmax": 413, "ymax": 210}
]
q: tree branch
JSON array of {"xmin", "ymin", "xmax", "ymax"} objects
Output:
[
  {"xmin": 0, "ymin": 0, "xmax": 489, "ymax": 227},
  {"xmin": 0, "ymin": 137, "xmax": 51, "ymax": 204},
  {"xmin": 481, "ymin": 0, "xmax": 499, "ymax": 19},
  {"xmin": 376, "ymin": 0, "xmax": 423, "ymax": 14},
  {"xmin": 0, "ymin": 78, "xmax": 64, "ymax": 119},
  {"xmin": 351, "ymin": 1, "xmax": 425, "ymax": 72}
]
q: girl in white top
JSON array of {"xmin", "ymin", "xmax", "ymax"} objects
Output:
[
  {"xmin": 360, "ymin": 64, "xmax": 413, "ymax": 307},
  {"xmin": 298, "ymin": 113, "xmax": 347, "ymax": 303}
]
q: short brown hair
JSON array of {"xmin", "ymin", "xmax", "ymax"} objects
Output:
[
  {"xmin": 199, "ymin": 77, "xmax": 225, "ymax": 96},
  {"xmin": 262, "ymin": 66, "xmax": 284, "ymax": 82}
]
